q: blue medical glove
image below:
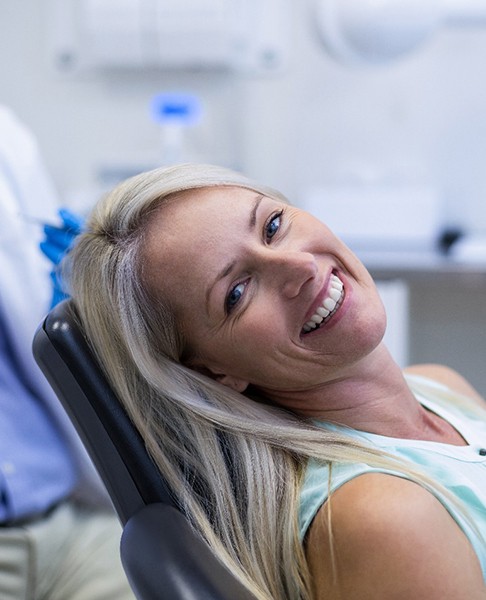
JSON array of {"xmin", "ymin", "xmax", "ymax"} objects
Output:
[
  {"xmin": 40, "ymin": 208, "xmax": 85, "ymax": 308},
  {"xmin": 40, "ymin": 208, "xmax": 84, "ymax": 264}
]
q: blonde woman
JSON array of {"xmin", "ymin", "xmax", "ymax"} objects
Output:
[{"xmin": 65, "ymin": 164, "xmax": 486, "ymax": 599}]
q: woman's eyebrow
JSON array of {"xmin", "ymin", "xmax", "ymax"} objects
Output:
[
  {"xmin": 249, "ymin": 194, "xmax": 264, "ymax": 228},
  {"xmin": 205, "ymin": 194, "xmax": 265, "ymax": 313}
]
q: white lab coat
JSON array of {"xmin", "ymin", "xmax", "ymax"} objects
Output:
[{"xmin": 0, "ymin": 106, "xmax": 110, "ymax": 508}]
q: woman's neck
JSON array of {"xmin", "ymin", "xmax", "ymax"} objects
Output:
[{"xmin": 265, "ymin": 344, "xmax": 466, "ymax": 445}]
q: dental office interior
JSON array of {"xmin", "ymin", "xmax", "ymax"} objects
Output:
[{"xmin": 2, "ymin": 0, "xmax": 486, "ymax": 392}]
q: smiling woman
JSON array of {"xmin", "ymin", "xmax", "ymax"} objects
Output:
[
  {"xmin": 66, "ymin": 164, "xmax": 486, "ymax": 600},
  {"xmin": 140, "ymin": 183, "xmax": 386, "ymax": 397}
]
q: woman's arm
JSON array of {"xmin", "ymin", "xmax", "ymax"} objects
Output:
[{"xmin": 305, "ymin": 472, "xmax": 485, "ymax": 600}]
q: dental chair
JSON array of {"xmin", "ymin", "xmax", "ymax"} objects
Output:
[{"xmin": 32, "ymin": 299, "xmax": 256, "ymax": 600}]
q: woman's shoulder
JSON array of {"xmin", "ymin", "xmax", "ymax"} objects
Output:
[
  {"xmin": 404, "ymin": 363, "xmax": 485, "ymax": 404},
  {"xmin": 305, "ymin": 472, "xmax": 485, "ymax": 599}
]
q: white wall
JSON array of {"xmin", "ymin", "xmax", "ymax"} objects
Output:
[{"xmin": 1, "ymin": 0, "xmax": 486, "ymax": 390}]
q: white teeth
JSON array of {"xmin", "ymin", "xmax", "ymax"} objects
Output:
[
  {"xmin": 329, "ymin": 288, "xmax": 341, "ymax": 302},
  {"xmin": 331, "ymin": 276, "xmax": 343, "ymax": 291},
  {"xmin": 323, "ymin": 297, "xmax": 337, "ymax": 311},
  {"xmin": 301, "ymin": 272, "xmax": 344, "ymax": 334},
  {"xmin": 316, "ymin": 306, "xmax": 330, "ymax": 318}
]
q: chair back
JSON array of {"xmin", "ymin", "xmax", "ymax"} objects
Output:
[
  {"xmin": 33, "ymin": 299, "xmax": 257, "ymax": 599},
  {"xmin": 33, "ymin": 299, "xmax": 175, "ymax": 524}
]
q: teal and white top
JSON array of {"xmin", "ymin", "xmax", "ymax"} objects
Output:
[{"xmin": 299, "ymin": 374, "xmax": 486, "ymax": 578}]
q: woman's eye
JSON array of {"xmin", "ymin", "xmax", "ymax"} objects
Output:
[
  {"xmin": 226, "ymin": 281, "xmax": 247, "ymax": 313},
  {"xmin": 265, "ymin": 210, "xmax": 283, "ymax": 242}
]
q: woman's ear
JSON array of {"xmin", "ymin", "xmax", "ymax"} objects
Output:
[
  {"xmin": 187, "ymin": 361, "xmax": 249, "ymax": 393},
  {"xmin": 213, "ymin": 374, "xmax": 249, "ymax": 393}
]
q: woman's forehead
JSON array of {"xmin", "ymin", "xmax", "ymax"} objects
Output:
[
  {"xmin": 142, "ymin": 186, "xmax": 264, "ymax": 281},
  {"xmin": 147, "ymin": 186, "xmax": 265, "ymax": 239}
]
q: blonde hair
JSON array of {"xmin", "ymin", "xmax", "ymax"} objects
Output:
[{"xmin": 67, "ymin": 164, "xmax": 483, "ymax": 599}]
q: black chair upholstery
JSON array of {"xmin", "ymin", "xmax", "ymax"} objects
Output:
[{"xmin": 33, "ymin": 299, "xmax": 256, "ymax": 600}]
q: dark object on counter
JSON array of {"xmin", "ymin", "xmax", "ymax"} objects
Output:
[{"xmin": 438, "ymin": 227, "xmax": 464, "ymax": 255}]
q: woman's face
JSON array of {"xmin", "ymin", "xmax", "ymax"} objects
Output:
[{"xmin": 144, "ymin": 186, "xmax": 386, "ymax": 398}]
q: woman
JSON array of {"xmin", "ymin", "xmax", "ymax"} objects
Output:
[{"xmin": 66, "ymin": 163, "xmax": 486, "ymax": 599}]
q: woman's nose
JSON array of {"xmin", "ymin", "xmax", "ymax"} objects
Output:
[{"xmin": 265, "ymin": 251, "xmax": 318, "ymax": 298}]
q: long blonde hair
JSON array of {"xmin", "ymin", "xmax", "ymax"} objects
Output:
[{"xmin": 67, "ymin": 163, "xmax": 482, "ymax": 599}]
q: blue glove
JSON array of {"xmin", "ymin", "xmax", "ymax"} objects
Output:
[
  {"xmin": 40, "ymin": 208, "xmax": 84, "ymax": 308},
  {"xmin": 40, "ymin": 208, "xmax": 84, "ymax": 264}
]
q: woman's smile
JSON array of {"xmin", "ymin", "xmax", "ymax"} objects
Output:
[{"xmin": 301, "ymin": 270, "xmax": 345, "ymax": 334}]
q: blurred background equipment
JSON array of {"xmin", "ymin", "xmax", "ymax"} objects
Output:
[
  {"xmin": 49, "ymin": 0, "xmax": 289, "ymax": 75},
  {"xmin": 150, "ymin": 92, "xmax": 203, "ymax": 166},
  {"xmin": 314, "ymin": 0, "xmax": 486, "ymax": 65}
]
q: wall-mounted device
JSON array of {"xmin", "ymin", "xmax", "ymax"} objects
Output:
[
  {"xmin": 48, "ymin": 0, "xmax": 290, "ymax": 75},
  {"xmin": 314, "ymin": 0, "xmax": 486, "ymax": 65}
]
